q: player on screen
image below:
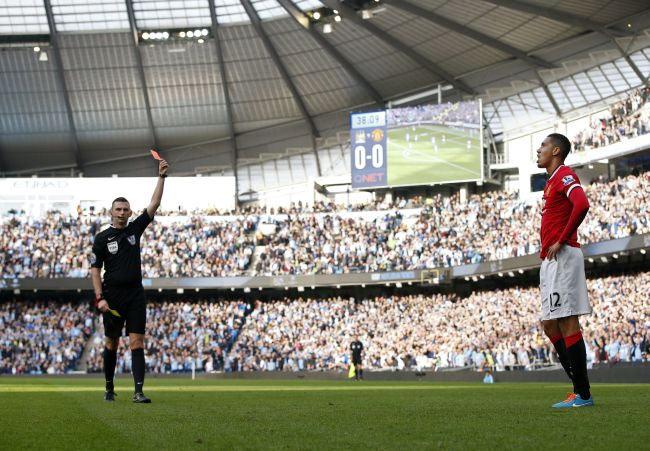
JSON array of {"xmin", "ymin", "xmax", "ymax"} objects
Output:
[
  {"xmin": 536, "ymin": 134, "xmax": 593, "ymax": 408},
  {"xmin": 89, "ymin": 158, "xmax": 169, "ymax": 403}
]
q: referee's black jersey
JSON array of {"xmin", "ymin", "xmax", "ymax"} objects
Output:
[
  {"xmin": 90, "ymin": 210, "xmax": 153, "ymax": 287},
  {"xmin": 350, "ymin": 341, "xmax": 364, "ymax": 358}
]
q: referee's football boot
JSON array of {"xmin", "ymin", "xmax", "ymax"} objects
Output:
[
  {"xmin": 132, "ymin": 392, "xmax": 152, "ymax": 404},
  {"xmin": 104, "ymin": 390, "xmax": 117, "ymax": 402}
]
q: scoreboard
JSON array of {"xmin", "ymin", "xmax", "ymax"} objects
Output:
[
  {"xmin": 350, "ymin": 101, "xmax": 483, "ymax": 189},
  {"xmin": 349, "ymin": 111, "xmax": 387, "ymax": 189}
]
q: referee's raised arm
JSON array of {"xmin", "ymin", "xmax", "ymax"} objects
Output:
[{"xmin": 147, "ymin": 159, "xmax": 169, "ymax": 218}]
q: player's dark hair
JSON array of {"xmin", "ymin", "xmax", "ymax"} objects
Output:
[
  {"xmin": 111, "ymin": 197, "xmax": 130, "ymax": 208},
  {"xmin": 547, "ymin": 133, "xmax": 571, "ymax": 160}
]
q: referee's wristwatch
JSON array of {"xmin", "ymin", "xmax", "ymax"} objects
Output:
[{"xmin": 159, "ymin": 173, "xmax": 167, "ymax": 178}]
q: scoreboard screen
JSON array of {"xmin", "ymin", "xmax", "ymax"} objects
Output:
[
  {"xmin": 350, "ymin": 100, "xmax": 483, "ymax": 189},
  {"xmin": 349, "ymin": 111, "xmax": 387, "ymax": 189}
]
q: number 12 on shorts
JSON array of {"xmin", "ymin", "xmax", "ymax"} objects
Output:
[{"xmin": 549, "ymin": 292, "xmax": 561, "ymax": 312}]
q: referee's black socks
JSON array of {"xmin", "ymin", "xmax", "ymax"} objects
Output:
[
  {"xmin": 103, "ymin": 347, "xmax": 117, "ymax": 392},
  {"xmin": 131, "ymin": 348, "xmax": 146, "ymax": 394}
]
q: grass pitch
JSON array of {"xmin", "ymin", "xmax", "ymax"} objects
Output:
[
  {"xmin": 1, "ymin": 378, "xmax": 648, "ymax": 450},
  {"xmin": 387, "ymin": 124, "xmax": 481, "ymax": 186}
]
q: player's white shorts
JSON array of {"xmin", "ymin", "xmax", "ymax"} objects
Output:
[{"xmin": 539, "ymin": 246, "xmax": 592, "ymax": 321}]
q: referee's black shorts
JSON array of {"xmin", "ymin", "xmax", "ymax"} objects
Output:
[
  {"xmin": 102, "ymin": 284, "xmax": 146, "ymax": 338},
  {"xmin": 352, "ymin": 356, "xmax": 362, "ymax": 365}
]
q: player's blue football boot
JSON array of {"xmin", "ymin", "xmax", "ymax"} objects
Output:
[
  {"xmin": 572, "ymin": 394, "xmax": 594, "ymax": 408},
  {"xmin": 552, "ymin": 393, "xmax": 576, "ymax": 408}
]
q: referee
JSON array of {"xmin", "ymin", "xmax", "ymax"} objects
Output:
[
  {"xmin": 90, "ymin": 158, "xmax": 168, "ymax": 403},
  {"xmin": 350, "ymin": 335, "xmax": 364, "ymax": 381}
]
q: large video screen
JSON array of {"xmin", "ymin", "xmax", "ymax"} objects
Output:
[{"xmin": 350, "ymin": 100, "xmax": 482, "ymax": 188}]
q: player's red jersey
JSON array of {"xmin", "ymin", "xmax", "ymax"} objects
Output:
[{"xmin": 540, "ymin": 165, "xmax": 583, "ymax": 259}]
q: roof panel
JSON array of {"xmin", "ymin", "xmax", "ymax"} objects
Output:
[
  {"xmin": 133, "ymin": 0, "xmax": 211, "ymax": 29},
  {"xmin": 0, "ymin": 0, "xmax": 49, "ymax": 35},
  {"xmin": 147, "ymin": 84, "xmax": 223, "ymax": 108},
  {"xmin": 251, "ymin": 0, "xmax": 288, "ymax": 20},
  {"xmin": 215, "ymin": 0, "xmax": 249, "ymax": 25},
  {"xmin": 145, "ymin": 63, "xmax": 223, "ymax": 88},
  {"xmin": 69, "ymin": 88, "xmax": 145, "ymax": 112},
  {"xmin": 151, "ymin": 104, "xmax": 228, "ymax": 127},
  {"xmin": 65, "ymin": 68, "xmax": 141, "ymax": 91},
  {"xmin": 294, "ymin": 0, "xmax": 323, "ymax": 12},
  {"xmin": 73, "ymin": 109, "xmax": 149, "ymax": 131},
  {"xmin": 435, "ymin": 0, "xmax": 497, "ymax": 25},
  {"xmin": 497, "ymin": 17, "xmax": 575, "ymax": 52},
  {"xmin": 437, "ymin": 46, "xmax": 509, "ymax": 75},
  {"xmin": 140, "ymin": 40, "xmax": 218, "ymax": 66},
  {"xmin": 51, "ymin": 0, "xmax": 129, "ymax": 32},
  {"xmin": 231, "ymin": 98, "xmax": 300, "ymax": 122},
  {"xmin": 225, "ymin": 58, "xmax": 281, "ymax": 82},
  {"xmin": 303, "ymin": 87, "xmax": 365, "ymax": 115},
  {"xmin": 292, "ymin": 68, "xmax": 356, "ymax": 96},
  {"xmin": 229, "ymin": 78, "xmax": 293, "ymax": 101},
  {"xmin": 0, "ymin": 70, "xmax": 60, "ymax": 94},
  {"xmin": 0, "ymin": 91, "xmax": 65, "ymax": 114},
  {"xmin": 0, "ymin": 112, "xmax": 69, "ymax": 134},
  {"xmin": 221, "ymin": 35, "xmax": 270, "ymax": 62},
  {"xmin": 372, "ymin": 68, "xmax": 433, "ymax": 98}
]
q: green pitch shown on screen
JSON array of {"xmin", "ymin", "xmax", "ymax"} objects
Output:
[{"xmin": 385, "ymin": 100, "xmax": 483, "ymax": 186}]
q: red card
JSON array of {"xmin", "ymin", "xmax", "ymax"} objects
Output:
[{"xmin": 150, "ymin": 149, "xmax": 163, "ymax": 160}]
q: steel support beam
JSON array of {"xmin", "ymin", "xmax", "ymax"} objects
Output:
[
  {"xmin": 43, "ymin": 0, "xmax": 83, "ymax": 170},
  {"xmin": 208, "ymin": 0, "xmax": 240, "ymax": 201},
  {"xmin": 277, "ymin": 0, "xmax": 384, "ymax": 106},
  {"xmin": 535, "ymin": 71, "xmax": 562, "ymax": 117},
  {"xmin": 240, "ymin": 0, "xmax": 322, "ymax": 175},
  {"xmin": 482, "ymin": 0, "xmax": 635, "ymax": 37},
  {"xmin": 320, "ymin": 0, "xmax": 475, "ymax": 96},
  {"xmin": 125, "ymin": 0, "xmax": 158, "ymax": 150},
  {"xmin": 383, "ymin": 0, "xmax": 554, "ymax": 69}
]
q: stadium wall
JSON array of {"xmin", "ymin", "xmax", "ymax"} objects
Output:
[{"xmin": 197, "ymin": 364, "xmax": 650, "ymax": 384}]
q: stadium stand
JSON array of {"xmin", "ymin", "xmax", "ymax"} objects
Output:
[
  {"xmin": 85, "ymin": 300, "xmax": 250, "ymax": 374},
  {"xmin": 0, "ymin": 300, "xmax": 93, "ymax": 375},
  {"xmin": 571, "ymin": 86, "xmax": 650, "ymax": 152},
  {"xmin": 229, "ymin": 272, "xmax": 649, "ymax": 372},
  {"xmin": 1, "ymin": 171, "xmax": 648, "ymax": 278},
  {"xmin": 2, "ymin": 271, "xmax": 647, "ymax": 374}
]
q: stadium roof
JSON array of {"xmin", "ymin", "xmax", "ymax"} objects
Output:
[{"xmin": 0, "ymin": 0, "xmax": 649, "ymax": 178}]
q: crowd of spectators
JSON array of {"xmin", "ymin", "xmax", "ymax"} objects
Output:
[
  {"xmin": 0, "ymin": 271, "xmax": 646, "ymax": 374},
  {"xmin": 0, "ymin": 214, "xmax": 255, "ymax": 279},
  {"xmin": 229, "ymin": 272, "xmax": 649, "ymax": 372},
  {"xmin": 85, "ymin": 299, "xmax": 250, "ymax": 374},
  {"xmin": 387, "ymin": 101, "xmax": 480, "ymax": 127},
  {"xmin": 0, "ymin": 300, "xmax": 93, "ymax": 374},
  {"xmin": 253, "ymin": 172, "xmax": 649, "ymax": 274},
  {"xmin": 571, "ymin": 86, "xmax": 650, "ymax": 152},
  {"xmin": 1, "ymin": 172, "xmax": 648, "ymax": 278}
]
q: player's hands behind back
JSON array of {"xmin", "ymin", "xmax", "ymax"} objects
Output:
[{"xmin": 159, "ymin": 159, "xmax": 169, "ymax": 177}]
